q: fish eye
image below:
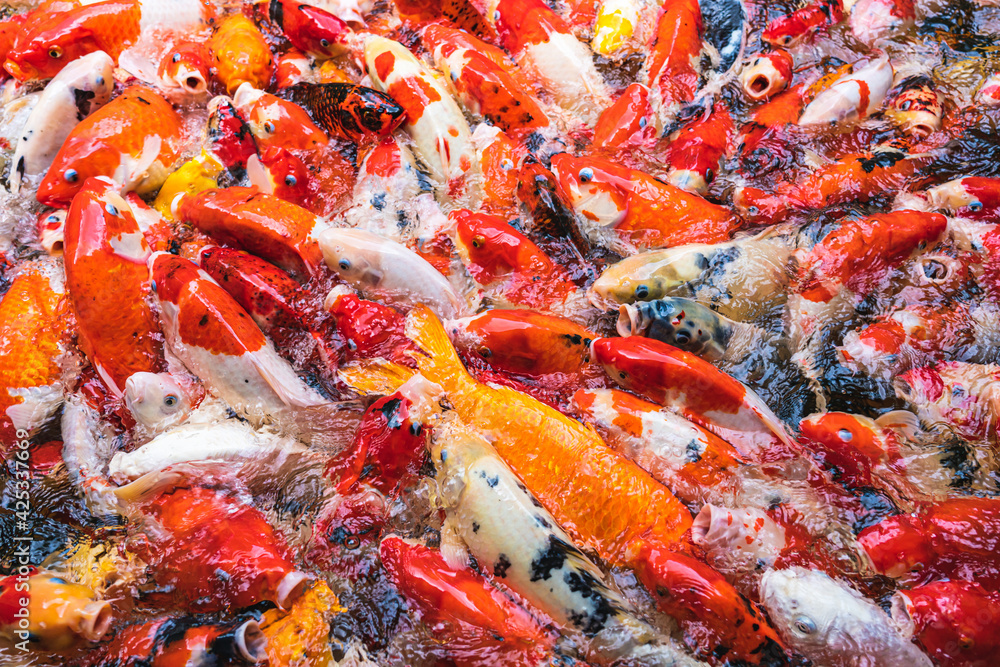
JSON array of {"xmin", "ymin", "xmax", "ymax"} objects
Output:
[
  {"xmin": 837, "ymin": 428, "xmax": 853, "ymax": 441},
  {"xmin": 338, "ymin": 259, "xmax": 351, "ymax": 271},
  {"xmin": 284, "ymin": 175, "xmax": 297, "ymax": 186},
  {"xmin": 618, "ymin": 371, "xmax": 627, "ymax": 380},
  {"xmin": 439, "ymin": 449, "xmax": 448, "ymax": 462},
  {"xmin": 105, "ymin": 203, "xmax": 118, "ymax": 216},
  {"xmin": 344, "ymin": 535, "xmax": 361, "ymax": 549},
  {"xmin": 748, "ymin": 206, "xmax": 759, "ymax": 216},
  {"xmin": 782, "ymin": 36, "xmax": 792, "ymax": 45},
  {"xmin": 704, "ymin": 168, "xmax": 714, "ymax": 183},
  {"xmin": 793, "ymin": 616, "xmax": 816, "ymax": 635},
  {"xmin": 320, "ymin": 38, "xmax": 331, "ymax": 48},
  {"xmin": 172, "ymin": 52, "xmax": 182, "ymax": 63},
  {"xmin": 164, "ymin": 395, "xmax": 178, "ymax": 408},
  {"xmin": 634, "ymin": 285, "xmax": 649, "ymax": 299},
  {"xmin": 472, "ymin": 235, "xmax": 485, "ymax": 249},
  {"xmin": 500, "ymin": 158, "xmax": 514, "ymax": 170},
  {"xmin": 64, "ymin": 169, "xmax": 78, "ymax": 183},
  {"xmin": 579, "ymin": 167, "xmax": 594, "ymax": 183},
  {"xmin": 952, "ymin": 385, "xmax": 965, "ymax": 397},
  {"xmin": 638, "ymin": 116, "xmax": 647, "ymax": 128},
  {"xmin": 263, "ymin": 121, "xmax": 275, "ymax": 133},
  {"xmin": 969, "ymin": 201, "xmax": 983, "ymax": 212},
  {"xmin": 48, "ymin": 46, "xmax": 63, "ymax": 59},
  {"xmin": 478, "ymin": 346, "xmax": 492, "ymax": 358}
]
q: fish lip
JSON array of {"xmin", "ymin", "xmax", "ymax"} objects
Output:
[
  {"xmin": 234, "ymin": 619, "xmax": 268, "ymax": 663},
  {"xmin": 76, "ymin": 600, "xmax": 113, "ymax": 642},
  {"xmin": 4, "ymin": 58, "xmax": 35, "ymax": 82},
  {"xmin": 275, "ymin": 571, "xmax": 311, "ymax": 610},
  {"xmin": 124, "ymin": 375, "xmax": 145, "ymax": 405},
  {"xmin": 616, "ymin": 304, "xmax": 639, "ymax": 337},
  {"xmin": 690, "ymin": 504, "xmax": 718, "ymax": 545},
  {"xmin": 889, "ymin": 592, "xmax": 915, "ymax": 639}
]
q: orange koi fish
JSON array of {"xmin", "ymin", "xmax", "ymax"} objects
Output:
[
  {"xmin": 5, "ymin": 0, "xmax": 140, "ymax": 81},
  {"xmin": 551, "ymin": 153, "xmax": 742, "ymax": 250},
  {"xmin": 37, "ymin": 85, "xmax": 184, "ymax": 207},
  {"xmin": 208, "ymin": 13, "xmax": 274, "ymax": 94},
  {"xmin": 63, "ymin": 178, "xmax": 164, "ymax": 396}
]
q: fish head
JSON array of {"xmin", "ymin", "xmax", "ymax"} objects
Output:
[
  {"xmin": 898, "ymin": 362, "xmax": 1000, "ymax": 441},
  {"xmin": 124, "ymin": 371, "xmax": 192, "ymax": 433},
  {"xmin": 318, "ymin": 228, "xmax": 388, "ymax": 289},
  {"xmin": 37, "ymin": 209, "xmax": 67, "ymax": 255},
  {"xmin": 55, "ymin": 49, "xmax": 115, "ymax": 105},
  {"xmin": 450, "ymin": 208, "xmax": 527, "ymax": 280},
  {"xmin": 759, "ymin": 567, "xmax": 862, "ymax": 654},
  {"xmin": 619, "ymin": 297, "xmax": 731, "ymax": 361},
  {"xmin": 206, "ymin": 95, "xmax": 258, "ymax": 177},
  {"xmin": 589, "ymin": 248, "xmax": 708, "ymax": 309},
  {"xmin": 5, "ymin": 17, "xmax": 97, "ymax": 82},
  {"xmin": 273, "ymin": 0, "xmax": 350, "ymax": 59},
  {"xmin": 977, "ymin": 73, "xmax": 1000, "ymax": 106},
  {"xmin": 149, "ymin": 251, "xmax": 204, "ymax": 308},
  {"xmin": 64, "ymin": 177, "xmax": 149, "ymax": 263},
  {"xmin": 741, "ymin": 50, "xmax": 794, "ymax": 101},
  {"xmin": 857, "ymin": 514, "xmax": 934, "ymax": 579},
  {"xmin": 158, "ymin": 41, "xmax": 211, "ymax": 99},
  {"xmin": 5, "ymin": 572, "xmax": 113, "ymax": 646},
  {"xmin": 925, "ymin": 178, "xmax": 976, "ymax": 213},
  {"xmin": 234, "ymin": 85, "xmax": 327, "ymax": 151},
  {"xmin": 886, "ymin": 76, "xmax": 943, "ymax": 139},
  {"xmin": 550, "ymin": 153, "xmax": 628, "ymax": 228},
  {"xmin": 309, "ymin": 486, "xmax": 387, "ymax": 576}
]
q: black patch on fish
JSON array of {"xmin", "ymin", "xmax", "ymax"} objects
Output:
[
  {"xmin": 563, "ymin": 568, "xmax": 619, "ymax": 636},
  {"xmin": 73, "ymin": 88, "xmax": 96, "ymax": 121},
  {"xmin": 493, "ymin": 553, "xmax": 511, "ymax": 578},
  {"xmin": 268, "ymin": 0, "xmax": 284, "ymax": 27},
  {"xmin": 371, "ymin": 192, "xmax": 386, "ymax": 210},
  {"xmin": 530, "ymin": 535, "xmax": 575, "ymax": 581},
  {"xmin": 199, "ymin": 315, "xmax": 209, "ymax": 326},
  {"xmin": 858, "ymin": 150, "xmax": 905, "ymax": 173},
  {"xmin": 478, "ymin": 470, "xmax": 499, "ymax": 488},
  {"xmin": 849, "ymin": 487, "xmax": 899, "ymax": 533},
  {"xmin": 378, "ymin": 397, "xmax": 404, "ymax": 429},
  {"xmin": 685, "ymin": 440, "xmax": 703, "ymax": 463},
  {"xmin": 136, "ymin": 96, "xmax": 151, "ymax": 105},
  {"xmin": 472, "ymin": 521, "xmax": 480, "ymax": 533},
  {"xmin": 535, "ymin": 515, "xmax": 551, "ymax": 529},
  {"xmin": 523, "ymin": 131, "xmax": 545, "ymax": 155},
  {"xmin": 699, "ymin": 0, "xmax": 746, "ymax": 73},
  {"xmin": 939, "ymin": 437, "xmax": 981, "ymax": 490}
]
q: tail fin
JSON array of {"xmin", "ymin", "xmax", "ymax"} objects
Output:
[
  {"xmin": 405, "ymin": 306, "xmax": 475, "ymax": 392},
  {"xmin": 338, "ymin": 359, "xmax": 414, "ymax": 395}
]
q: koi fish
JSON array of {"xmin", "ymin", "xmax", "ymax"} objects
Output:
[
  {"xmin": 423, "ymin": 23, "xmax": 549, "ymax": 132},
  {"xmin": 735, "ymin": 145, "xmax": 927, "ymax": 225},
  {"xmin": 0, "ymin": 263, "xmax": 68, "ymax": 445},
  {"xmin": 133, "ymin": 484, "xmax": 311, "ymax": 612},
  {"xmin": 267, "ymin": 0, "xmax": 351, "ymax": 59},
  {"xmin": 858, "ymin": 497, "xmax": 1000, "ymax": 587},
  {"xmin": 430, "ymin": 418, "xmax": 699, "ymax": 666},
  {"xmin": 36, "ymin": 208, "xmax": 68, "ymax": 255},
  {"xmin": 364, "ymin": 36, "xmax": 476, "ymax": 203},
  {"xmin": 177, "ymin": 187, "xmax": 329, "ymax": 281},
  {"xmin": 737, "ymin": 84, "xmax": 806, "ymax": 176},
  {"xmin": 324, "ymin": 290, "xmax": 416, "ymax": 366},
  {"xmin": 207, "ymin": 13, "xmax": 274, "ymax": 94},
  {"xmin": 759, "ymin": 567, "xmax": 933, "ymax": 667},
  {"xmin": 692, "ymin": 505, "xmax": 787, "ymax": 574},
  {"xmin": 258, "ymin": 580, "xmax": 344, "ymax": 667},
  {"xmin": 797, "ymin": 55, "xmax": 893, "ymax": 127},
  {"xmin": 590, "ymin": 336, "xmax": 794, "ymax": 453},
  {"xmin": 448, "ymin": 309, "xmax": 596, "ymax": 377},
  {"xmin": 341, "ymin": 306, "xmax": 693, "ymax": 568},
  {"xmin": 157, "ymin": 40, "xmax": 211, "ymax": 101},
  {"xmin": 379, "ymin": 536, "xmax": 555, "ymax": 667},
  {"xmin": 572, "ymin": 388, "xmax": 743, "ymax": 504},
  {"xmin": 85, "ymin": 614, "xmax": 266, "ymax": 666},
  {"xmin": 477, "ymin": 126, "xmax": 520, "ymax": 216},
  {"xmin": 588, "ymin": 230, "xmax": 794, "ymax": 321},
  {"xmin": 885, "ymin": 75, "xmax": 944, "ymax": 140},
  {"xmin": 592, "ymin": 82, "xmax": 659, "ymax": 151},
  {"xmin": 515, "ymin": 156, "xmax": 593, "ymax": 259},
  {"xmin": 740, "ymin": 50, "xmax": 794, "ymax": 101},
  {"xmin": 634, "ymin": 547, "xmax": 788, "ymax": 665},
  {"xmin": 123, "ymin": 371, "xmax": 194, "ymax": 436},
  {"xmin": 892, "ymin": 581, "xmax": 1000, "ymax": 667},
  {"xmin": 661, "ymin": 101, "xmax": 734, "ymax": 194},
  {"xmin": 646, "ymin": 0, "xmax": 703, "ymax": 110},
  {"xmin": 450, "ymin": 209, "xmax": 577, "ymax": 309},
  {"xmin": 551, "ymin": 153, "xmax": 742, "ymax": 251},
  {"xmin": 0, "ymin": 572, "xmax": 112, "ymax": 650},
  {"xmin": 9, "ymin": 50, "xmax": 114, "ymax": 195},
  {"xmin": 926, "ymin": 176, "xmax": 1000, "ymax": 222},
  {"xmin": 233, "ymin": 84, "xmax": 330, "ymax": 152},
  {"xmin": 318, "ymin": 227, "xmax": 465, "ymax": 319},
  {"xmin": 283, "ymin": 82, "xmax": 405, "ymax": 142},
  {"xmin": 149, "ymin": 252, "xmax": 329, "ymax": 421},
  {"xmin": 63, "ymin": 178, "xmax": 164, "ymax": 396},
  {"xmin": 4, "ymin": 0, "xmax": 141, "ymax": 81},
  {"xmin": 486, "ymin": 0, "xmax": 610, "ymax": 122},
  {"xmin": 762, "ymin": 0, "xmax": 844, "ymax": 47},
  {"xmin": 37, "ymin": 84, "xmax": 183, "ymax": 206}
]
